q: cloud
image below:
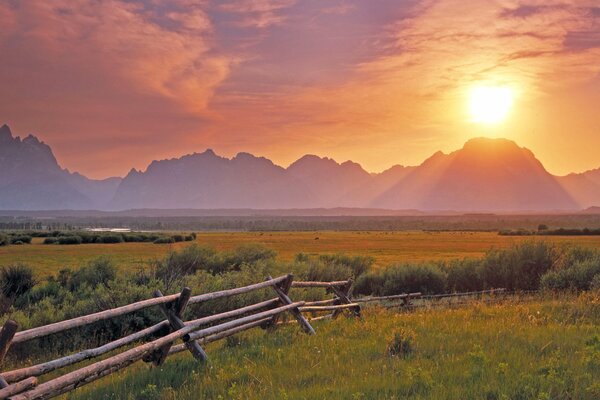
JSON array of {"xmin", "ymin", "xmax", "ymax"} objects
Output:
[
  {"xmin": 218, "ymin": 0, "xmax": 296, "ymax": 28},
  {"xmin": 0, "ymin": 0, "xmax": 231, "ymax": 112}
]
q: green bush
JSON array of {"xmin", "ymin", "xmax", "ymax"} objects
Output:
[
  {"xmin": 43, "ymin": 237, "xmax": 59, "ymax": 245},
  {"xmin": 1, "ymin": 264, "xmax": 36, "ymax": 312},
  {"xmin": 10, "ymin": 235, "xmax": 32, "ymax": 244},
  {"xmin": 355, "ymin": 263, "xmax": 446, "ymax": 295},
  {"xmin": 444, "ymin": 259, "xmax": 484, "ymax": 292},
  {"xmin": 69, "ymin": 257, "xmax": 117, "ymax": 290},
  {"xmin": 99, "ymin": 235, "xmax": 124, "ymax": 244},
  {"xmin": 0, "ymin": 233, "xmax": 9, "ymax": 246},
  {"xmin": 480, "ymin": 241, "xmax": 556, "ymax": 290},
  {"xmin": 541, "ymin": 258, "xmax": 600, "ymax": 291},
  {"xmin": 318, "ymin": 254, "xmax": 374, "ymax": 278},
  {"xmin": 58, "ymin": 235, "xmax": 83, "ymax": 245},
  {"xmin": 172, "ymin": 234, "xmax": 184, "ymax": 242},
  {"xmin": 153, "ymin": 237, "xmax": 175, "ymax": 244}
]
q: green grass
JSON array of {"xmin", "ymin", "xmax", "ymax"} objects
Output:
[
  {"xmin": 66, "ymin": 293, "xmax": 600, "ymax": 400},
  {"xmin": 4, "ymin": 231, "xmax": 600, "ymax": 278}
]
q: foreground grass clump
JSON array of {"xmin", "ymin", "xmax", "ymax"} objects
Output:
[{"xmin": 69, "ymin": 293, "xmax": 599, "ymax": 400}]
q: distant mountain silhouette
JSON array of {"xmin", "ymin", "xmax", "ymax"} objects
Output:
[
  {"xmin": 372, "ymin": 138, "xmax": 578, "ymax": 211},
  {"xmin": 0, "ymin": 124, "xmax": 120, "ymax": 210},
  {"xmin": 1, "ymin": 124, "xmax": 599, "ymax": 212}
]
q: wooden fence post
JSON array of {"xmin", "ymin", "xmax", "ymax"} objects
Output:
[
  {"xmin": 265, "ymin": 275, "xmax": 293, "ymax": 328},
  {"xmin": 0, "ymin": 319, "xmax": 18, "ymax": 389},
  {"xmin": 147, "ymin": 288, "xmax": 208, "ymax": 365},
  {"xmin": 267, "ymin": 276, "xmax": 315, "ymax": 335},
  {"xmin": 330, "ymin": 279, "xmax": 361, "ymax": 319}
]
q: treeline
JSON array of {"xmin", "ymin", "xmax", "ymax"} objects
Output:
[
  {"xmin": 0, "ymin": 231, "xmax": 197, "ymax": 246},
  {"xmin": 3, "ymin": 214, "xmax": 600, "ymax": 232},
  {"xmin": 499, "ymin": 227, "xmax": 600, "ymax": 236}
]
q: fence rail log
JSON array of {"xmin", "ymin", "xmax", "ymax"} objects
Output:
[
  {"xmin": 298, "ymin": 303, "xmax": 360, "ymax": 313},
  {"xmin": 0, "ymin": 320, "xmax": 18, "ymax": 368},
  {"xmin": 2, "ymin": 321, "xmax": 169, "ymax": 384},
  {"xmin": 421, "ymin": 289, "xmax": 505, "ymax": 299},
  {"xmin": 302, "ymin": 299, "xmax": 338, "ymax": 307},
  {"xmin": 11, "ymin": 276, "xmax": 289, "ymax": 346},
  {"xmin": 169, "ymin": 317, "xmax": 272, "ymax": 356},
  {"xmin": 353, "ymin": 292, "xmax": 422, "ymax": 303},
  {"xmin": 149, "ymin": 288, "xmax": 207, "ymax": 366},
  {"xmin": 0, "ymin": 377, "xmax": 37, "ymax": 399},
  {"xmin": 268, "ymin": 276, "xmax": 315, "ymax": 335},
  {"xmin": 12, "ymin": 295, "xmax": 180, "ymax": 345},
  {"xmin": 11, "ymin": 302, "xmax": 304, "ymax": 400},
  {"xmin": 291, "ymin": 280, "xmax": 350, "ymax": 288},
  {"xmin": 187, "ymin": 275, "xmax": 288, "ymax": 305}
]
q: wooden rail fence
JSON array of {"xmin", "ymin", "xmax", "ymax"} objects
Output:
[
  {"xmin": 0, "ymin": 274, "xmax": 369, "ymax": 399},
  {"xmin": 1, "ymin": 273, "xmax": 494, "ymax": 399}
]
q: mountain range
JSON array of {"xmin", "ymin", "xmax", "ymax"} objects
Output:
[{"xmin": 1, "ymin": 123, "xmax": 600, "ymax": 212}]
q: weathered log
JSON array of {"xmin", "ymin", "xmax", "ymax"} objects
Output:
[
  {"xmin": 0, "ymin": 377, "xmax": 37, "ymax": 398},
  {"xmin": 298, "ymin": 303, "xmax": 360, "ymax": 312},
  {"xmin": 353, "ymin": 292, "xmax": 422, "ymax": 302},
  {"xmin": 150, "ymin": 288, "xmax": 207, "ymax": 366},
  {"xmin": 331, "ymin": 282, "xmax": 361, "ymax": 318},
  {"xmin": 267, "ymin": 275, "xmax": 293, "ymax": 327},
  {"xmin": 268, "ymin": 276, "xmax": 315, "ymax": 335},
  {"xmin": 302, "ymin": 298, "xmax": 338, "ymax": 307},
  {"xmin": 169, "ymin": 317, "xmax": 272, "ymax": 355},
  {"xmin": 187, "ymin": 275, "xmax": 288, "ymax": 305},
  {"xmin": 2, "ymin": 321, "xmax": 169, "ymax": 384},
  {"xmin": 5, "ymin": 298, "xmax": 278, "ymax": 383},
  {"xmin": 291, "ymin": 280, "xmax": 350, "ymax": 288},
  {"xmin": 12, "ymin": 275, "xmax": 289, "ymax": 345},
  {"xmin": 12, "ymin": 294, "xmax": 179, "ymax": 345},
  {"xmin": 421, "ymin": 289, "xmax": 505, "ymax": 299},
  {"xmin": 0, "ymin": 320, "xmax": 18, "ymax": 367},
  {"xmin": 11, "ymin": 302, "xmax": 304, "ymax": 400}
]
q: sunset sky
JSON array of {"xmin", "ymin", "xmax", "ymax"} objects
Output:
[{"xmin": 1, "ymin": 0, "xmax": 599, "ymax": 179}]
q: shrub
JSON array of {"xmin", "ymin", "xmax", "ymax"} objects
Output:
[
  {"xmin": 355, "ymin": 263, "xmax": 446, "ymax": 296},
  {"xmin": 151, "ymin": 244, "xmax": 218, "ymax": 289},
  {"xmin": 99, "ymin": 235, "xmax": 124, "ymax": 244},
  {"xmin": 172, "ymin": 234, "xmax": 184, "ymax": 242},
  {"xmin": 1, "ymin": 264, "xmax": 36, "ymax": 312},
  {"xmin": 58, "ymin": 235, "xmax": 83, "ymax": 245},
  {"xmin": 387, "ymin": 328, "xmax": 416, "ymax": 358},
  {"xmin": 10, "ymin": 235, "xmax": 32, "ymax": 244},
  {"xmin": 153, "ymin": 237, "xmax": 175, "ymax": 244},
  {"xmin": 223, "ymin": 244, "xmax": 277, "ymax": 270},
  {"xmin": 43, "ymin": 237, "xmax": 59, "ymax": 245},
  {"xmin": 69, "ymin": 257, "xmax": 117, "ymax": 290},
  {"xmin": 444, "ymin": 259, "xmax": 484, "ymax": 292},
  {"xmin": 0, "ymin": 233, "xmax": 9, "ymax": 246},
  {"xmin": 318, "ymin": 254, "xmax": 374, "ymax": 278},
  {"xmin": 480, "ymin": 241, "xmax": 556, "ymax": 290},
  {"xmin": 540, "ymin": 258, "xmax": 600, "ymax": 291}
]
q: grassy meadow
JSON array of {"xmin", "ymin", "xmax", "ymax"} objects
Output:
[
  {"xmin": 67, "ymin": 293, "xmax": 600, "ymax": 400},
  {"xmin": 3, "ymin": 231, "xmax": 600, "ymax": 278}
]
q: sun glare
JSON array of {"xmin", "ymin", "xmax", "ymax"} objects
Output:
[{"xmin": 468, "ymin": 85, "xmax": 514, "ymax": 124}]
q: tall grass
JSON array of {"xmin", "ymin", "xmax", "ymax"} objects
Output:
[{"xmin": 69, "ymin": 293, "xmax": 600, "ymax": 400}]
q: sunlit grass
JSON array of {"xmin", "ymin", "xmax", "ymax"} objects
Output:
[
  {"xmin": 68, "ymin": 293, "xmax": 600, "ymax": 399},
  {"xmin": 4, "ymin": 231, "xmax": 600, "ymax": 278}
]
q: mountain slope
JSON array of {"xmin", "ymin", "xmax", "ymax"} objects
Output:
[
  {"xmin": 372, "ymin": 138, "xmax": 579, "ymax": 211},
  {"xmin": 0, "ymin": 125, "xmax": 120, "ymax": 210},
  {"xmin": 110, "ymin": 150, "xmax": 314, "ymax": 209},
  {"xmin": 1, "ymin": 124, "xmax": 599, "ymax": 211}
]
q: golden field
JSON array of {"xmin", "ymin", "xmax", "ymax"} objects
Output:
[{"xmin": 3, "ymin": 231, "xmax": 600, "ymax": 277}]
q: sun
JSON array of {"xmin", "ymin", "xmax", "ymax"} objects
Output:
[{"xmin": 468, "ymin": 85, "xmax": 514, "ymax": 124}]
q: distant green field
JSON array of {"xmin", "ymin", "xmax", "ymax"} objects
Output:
[
  {"xmin": 2, "ymin": 231, "xmax": 600, "ymax": 278},
  {"xmin": 70, "ymin": 293, "xmax": 600, "ymax": 400}
]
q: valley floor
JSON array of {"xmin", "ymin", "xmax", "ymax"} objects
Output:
[
  {"xmin": 4, "ymin": 231, "xmax": 600, "ymax": 278},
  {"xmin": 69, "ymin": 293, "xmax": 599, "ymax": 400}
]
